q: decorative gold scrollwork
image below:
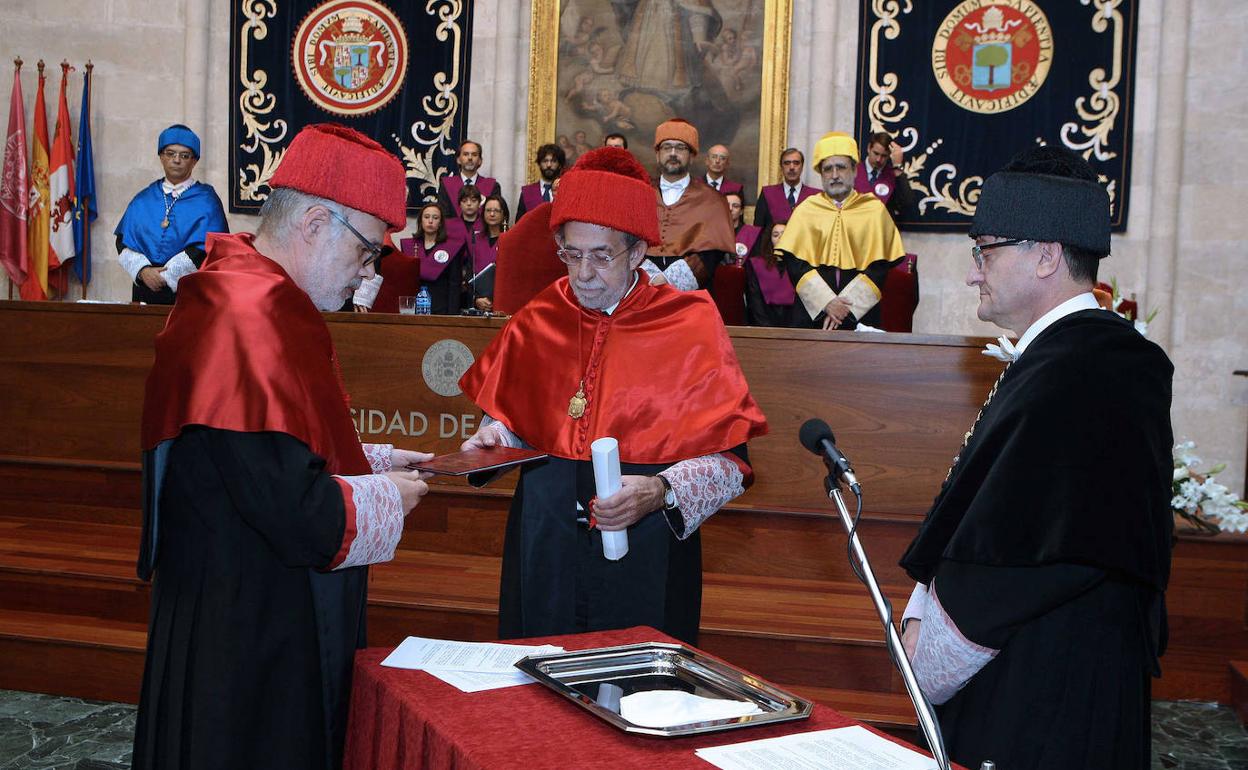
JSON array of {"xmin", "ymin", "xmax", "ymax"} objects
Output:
[
  {"xmin": 394, "ymin": 0, "xmax": 464, "ymax": 201},
  {"xmin": 865, "ymin": 0, "xmax": 913, "ymax": 132},
  {"xmin": 1061, "ymin": 0, "xmax": 1123, "ymax": 164},
  {"xmin": 237, "ymin": 0, "xmax": 287, "ymax": 203}
]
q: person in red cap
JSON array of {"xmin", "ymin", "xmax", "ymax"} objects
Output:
[
  {"xmin": 458, "ymin": 147, "xmax": 769, "ymax": 644},
  {"xmin": 132, "ymin": 123, "xmax": 433, "ymax": 770}
]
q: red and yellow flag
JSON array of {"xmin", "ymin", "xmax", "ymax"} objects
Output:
[
  {"xmin": 21, "ymin": 64, "xmax": 49, "ymax": 301},
  {"xmin": 47, "ymin": 62, "xmax": 75, "ymax": 296}
]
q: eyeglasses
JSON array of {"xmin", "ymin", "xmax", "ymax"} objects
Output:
[
  {"xmin": 971, "ymin": 238, "xmax": 1030, "ymax": 270},
  {"xmin": 658, "ymin": 142, "xmax": 691, "ymax": 153},
  {"xmin": 161, "ymin": 149, "xmax": 194, "ymax": 161},
  {"xmin": 556, "ymin": 243, "xmax": 634, "ymax": 270},
  {"xmin": 328, "ymin": 209, "xmax": 384, "ymax": 268}
]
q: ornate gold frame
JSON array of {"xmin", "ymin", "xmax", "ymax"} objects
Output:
[{"xmin": 526, "ymin": 0, "xmax": 793, "ymax": 189}]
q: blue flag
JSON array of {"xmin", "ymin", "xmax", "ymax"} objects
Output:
[{"xmin": 72, "ymin": 67, "xmax": 96, "ymax": 285}]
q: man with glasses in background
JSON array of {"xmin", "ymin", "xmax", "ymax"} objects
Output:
[
  {"xmin": 898, "ymin": 146, "xmax": 1174, "ymax": 769},
  {"xmin": 132, "ymin": 123, "xmax": 433, "ymax": 770},
  {"xmin": 114, "ymin": 124, "xmax": 228, "ymax": 304},
  {"xmin": 458, "ymin": 146, "xmax": 768, "ymax": 644},
  {"xmin": 776, "ymin": 131, "xmax": 905, "ymax": 330},
  {"xmin": 642, "ymin": 118, "xmax": 735, "ymax": 291}
]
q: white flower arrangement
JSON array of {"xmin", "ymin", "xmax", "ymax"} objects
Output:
[{"xmin": 1171, "ymin": 441, "xmax": 1248, "ymax": 534}]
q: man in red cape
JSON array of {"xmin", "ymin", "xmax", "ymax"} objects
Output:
[
  {"xmin": 132, "ymin": 124, "xmax": 432, "ymax": 770},
  {"xmin": 459, "ymin": 147, "xmax": 768, "ymax": 644}
]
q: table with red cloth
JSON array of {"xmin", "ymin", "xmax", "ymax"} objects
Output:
[{"xmin": 344, "ymin": 626, "xmax": 951, "ymax": 770}]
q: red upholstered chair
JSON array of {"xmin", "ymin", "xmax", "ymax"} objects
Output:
[
  {"xmin": 879, "ymin": 253, "xmax": 919, "ymax": 332},
  {"xmin": 710, "ymin": 263, "xmax": 746, "ymax": 326},
  {"xmin": 492, "ymin": 202, "xmax": 564, "ymax": 315}
]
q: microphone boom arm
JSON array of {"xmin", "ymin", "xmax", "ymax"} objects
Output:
[{"xmin": 825, "ymin": 482, "xmax": 951, "ymax": 770}]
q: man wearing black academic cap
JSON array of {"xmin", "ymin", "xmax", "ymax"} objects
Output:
[{"xmin": 897, "ymin": 147, "xmax": 1174, "ymax": 770}]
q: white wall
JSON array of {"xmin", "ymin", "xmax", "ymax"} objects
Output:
[{"xmin": 1, "ymin": 0, "xmax": 1244, "ymax": 489}]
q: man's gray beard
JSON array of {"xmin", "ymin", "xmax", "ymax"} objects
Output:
[{"xmin": 570, "ymin": 282, "xmax": 622, "ymax": 311}]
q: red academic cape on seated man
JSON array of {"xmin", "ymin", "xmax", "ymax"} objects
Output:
[
  {"xmin": 133, "ymin": 124, "xmax": 415, "ymax": 770},
  {"xmin": 460, "ymin": 274, "xmax": 768, "ymax": 643}
]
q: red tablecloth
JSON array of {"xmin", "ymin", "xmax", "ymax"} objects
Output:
[{"xmin": 344, "ymin": 626, "xmax": 947, "ymax": 770}]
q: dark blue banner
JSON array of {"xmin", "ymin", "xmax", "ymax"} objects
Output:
[
  {"xmin": 229, "ymin": 0, "xmax": 474, "ymax": 215},
  {"xmin": 854, "ymin": 0, "xmax": 1137, "ymax": 232}
]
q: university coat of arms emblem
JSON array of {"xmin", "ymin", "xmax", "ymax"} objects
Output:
[{"xmin": 293, "ymin": 0, "xmax": 408, "ymax": 116}]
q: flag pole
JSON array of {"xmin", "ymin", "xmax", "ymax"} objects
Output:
[
  {"xmin": 80, "ymin": 60, "xmax": 92, "ymax": 300},
  {"xmin": 7, "ymin": 57, "xmax": 19, "ymax": 301}
]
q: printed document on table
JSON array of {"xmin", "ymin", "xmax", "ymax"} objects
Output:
[
  {"xmin": 424, "ymin": 668, "xmax": 537, "ymax": 693},
  {"xmin": 380, "ymin": 636, "xmax": 564, "ymax": 673},
  {"xmin": 695, "ymin": 725, "xmax": 938, "ymax": 770}
]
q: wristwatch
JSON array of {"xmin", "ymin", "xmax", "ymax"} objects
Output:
[{"xmin": 657, "ymin": 475, "xmax": 678, "ymax": 510}]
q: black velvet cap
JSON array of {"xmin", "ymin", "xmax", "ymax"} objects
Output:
[{"xmin": 969, "ymin": 171, "xmax": 1111, "ymax": 255}]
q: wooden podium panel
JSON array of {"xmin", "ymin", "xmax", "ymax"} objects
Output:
[
  {"xmin": 5, "ymin": 301, "xmax": 1244, "ymax": 708},
  {"xmin": 0, "ymin": 301, "xmax": 1000, "ymax": 521}
]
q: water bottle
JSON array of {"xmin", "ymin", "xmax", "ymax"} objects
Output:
[{"xmin": 415, "ymin": 286, "xmax": 432, "ymax": 315}]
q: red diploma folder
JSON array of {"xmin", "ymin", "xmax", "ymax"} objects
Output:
[{"xmin": 412, "ymin": 446, "xmax": 548, "ymax": 476}]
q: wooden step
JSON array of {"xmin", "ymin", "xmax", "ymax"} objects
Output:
[
  {"xmin": 1232, "ymin": 661, "xmax": 1248, "ymax": 725},
  {"xmin": 0, "ymin": 608, "xmax": 147, "ymax": 704},
  {"xmin": 0, "ymin": 514, "xmax": 913, "ymax": 723}
]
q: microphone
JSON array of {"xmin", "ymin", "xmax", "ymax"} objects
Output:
[{"xmin": 799, "ymin": 418, "xmax": 860, "ymax": 494}]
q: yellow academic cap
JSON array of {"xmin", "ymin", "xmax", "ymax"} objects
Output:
[{"xmin": 812, "ymin": 132, "xmax": 859, "ymax": 171}]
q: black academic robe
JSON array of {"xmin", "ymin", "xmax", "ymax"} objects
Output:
[
  {"xmin": 900, "ymin": 309, "xmax": 1174, "ymax": 770},
  {"xmin": 498, "ymin": 457, "xmax": 712, "ymax": 645},
  {"xmin": 132, "ymin": 429, "xmax": 364, "ymax": 770}
]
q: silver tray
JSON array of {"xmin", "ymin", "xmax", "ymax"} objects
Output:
[{"xmin": 515, "ymin": 641, "xmax": 813, "ymax": 737}]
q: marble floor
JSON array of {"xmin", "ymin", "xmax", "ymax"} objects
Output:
[{"xmin": 0, "ymin": 689, "xmax": 1244, "ymax": 769}]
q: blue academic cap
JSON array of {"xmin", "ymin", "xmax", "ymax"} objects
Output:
[{"xmin": 158, "ymin": 124, "xmax": 201, "ymax": 158}]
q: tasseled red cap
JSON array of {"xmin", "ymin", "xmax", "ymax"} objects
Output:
[
  {"xmin": 493, "ymin": 202, "xmax": 564, "ymax": 314},
  {"xmin": 548, "ymin": 147, "xmax": 660, "ymax": 246},
  {"xmin": 270, "ymin": 123, "xmax": 408, "ymax": 230}
]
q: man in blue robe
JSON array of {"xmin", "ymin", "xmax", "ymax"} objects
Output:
[{"xmin": 115, "ymin": 124, "xmax": 228, "ymax": 304}]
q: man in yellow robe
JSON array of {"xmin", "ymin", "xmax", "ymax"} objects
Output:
[{"xmin": 776, "ymin": 132, "xmax": 905, "ymax": 329}]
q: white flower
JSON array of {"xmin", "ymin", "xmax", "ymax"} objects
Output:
[
  {"xmin": 1134, "ymin": 319, "xmax": 1149, "ymax": 337},
  {"xmin": 1174, "ymin": 466, "xmax": 1190, "ymax": 482},
  {"xmin": 1173, "ymin": 441, "xmax": 1201, "ymax": 469}
]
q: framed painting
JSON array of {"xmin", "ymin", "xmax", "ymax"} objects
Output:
[{"xmin": 527, "ymin": 0, "xmax": 792, "ymax": 202}]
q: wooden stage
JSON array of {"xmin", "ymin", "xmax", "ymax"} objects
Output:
[{"xmin": 0, "ymin": 301, "xmax": 1244, "ymax": 731}]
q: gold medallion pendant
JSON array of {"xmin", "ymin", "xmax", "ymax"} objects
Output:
[
  {"xmin": 161, "ymin": 218, "xmax": 169, "ymax": 229},
  {"xmin": 568, "ymin": 381, "xmax": 587, "ymax": 419}
]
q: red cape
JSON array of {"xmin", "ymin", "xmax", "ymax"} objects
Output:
[
  {"xmin": 459, "ymin": 272, "xmax": 768, "ymax": 464},
  {"xmin": 141, "ymin": 232, "xmax": 369, "ymax": 475}
]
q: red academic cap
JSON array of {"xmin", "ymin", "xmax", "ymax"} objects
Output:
[{"xmin": 270, "ymin": 123, "xmax": 408, "ymax": 230}]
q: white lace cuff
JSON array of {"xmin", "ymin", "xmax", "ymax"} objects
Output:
[
  {"xmin": 353, "ymin": 274, "xmax": 384, "ymax": 308},
  {"xmin": 639, "ymin": 259, "xmax": 663, "ymax": 282},
  {"xmin": 663, "ymin": 258, "xmax": 699, "ymax": 291},
  {"xmin": 659, "ymin": 453, "xmax": 745, "ymax": 539},
  {"xmin": 901, "ymin": 582, "xmax": 928, "ymax": 630},
  {"xmin": 329, "ymin": 474, "xmax": 406, "ymax": 570},
  {"xmin": 911, "ymin": 581, "xmax": 999, "ymax": 705},
  {"xmin": 362, "ymin": 443, "xmax": 394, "ymax": 473},
  {"xmin": 162, "ymin": 252, "xmax": 197, "ymax": 292},
  {"xmin": 118, "ymin": 247, "xmax": 150, "ymax": 283}
]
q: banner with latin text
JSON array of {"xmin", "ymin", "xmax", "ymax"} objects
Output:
[
  {"xmin": 229, "ymin": 0, "xmax": 475, "ymax": 216},
  {"xmin": 854, "ymin": 0, "xmax": 1138, "ymax": 232}
]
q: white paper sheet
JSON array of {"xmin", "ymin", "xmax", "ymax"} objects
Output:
[
  {"xmin": 424, "ymin": 668, "xmax": 537, "ymax": 693},
  {"xmin": 619, "ymin": 691, "xmax": 763, "ymax": 728},
  {"xmin": 695, "ymin": 725, "xmax": 938, "ymax": 770},
  {"xmin": 379, "ymin": 636, "xmax": 564, "ymax": 673}
]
